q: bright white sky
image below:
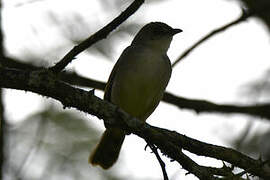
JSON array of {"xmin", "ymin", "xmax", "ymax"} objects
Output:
[{"xmin": 3, "ymin": 0, "xmax": 270, "ymax": 179}]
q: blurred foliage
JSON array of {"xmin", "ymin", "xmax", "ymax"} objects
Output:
[
  {"xmin": 234, "ymin": 70, "xmax": 270, "ymax": 179},
  {"xmin": 238, "ymin": 0, "xmax": 270, "ymax": 32},
  {"xmin": 4, "ymin": 105, "xmax": 129, "ymax": 180},
  {"xmin": 6, "ymin": 0, "xmax": 143, "ymax": 63},
  {"xmin": 237, "ymin": 0, "xmax": 270, "ymax": 168},
  {"xmin": 8, "ymin": 0, "xmax": 172, "ymax": 63},
  {"xmin": 225, "ymin": 119, "xmax": 270, "ymax": 180},
  {"xmin": 230, "ymin": 126, "xmax": 270, "ymax": 180},
  {"xmin": 240, "ymin": 70, "xmax": 270, "ymax": 103},
  {"xmin": 51, "ymin": 12, "xmax": 142, "ymax": 60}
]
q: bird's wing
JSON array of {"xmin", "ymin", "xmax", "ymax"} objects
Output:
[{"xmin": 104, "ymin": 46, "xmax": 132, "ymax": 101}]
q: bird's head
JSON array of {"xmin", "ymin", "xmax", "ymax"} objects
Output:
[{"xmin": 131, "ymin": 22, "xmax": 182, "ymax": 52}]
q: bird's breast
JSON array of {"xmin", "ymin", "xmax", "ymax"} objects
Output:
[{"xmin": 110, "ymin": 48, "xmax": 171, "ymax": 120}]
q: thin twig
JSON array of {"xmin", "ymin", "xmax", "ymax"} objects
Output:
[
  {"xmin": 172, "ymin": 10, "xmax": 252, "ymax": 67},
  {"xmin": 49, "ymin": 0, "xmax": 144, "ymax": 73},
  {"xmin": 145, "ymin": 141, "xmax": 169, "ymax": 180}
]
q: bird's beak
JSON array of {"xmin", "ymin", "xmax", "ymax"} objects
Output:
[{"xmin": 171, "ymin": 28, "xmax": 183, "ymax": 35}]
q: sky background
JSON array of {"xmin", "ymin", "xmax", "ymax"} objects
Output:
[{"xmin": 2, "ymin": 0, "xmax": 270, "ymax": 179}]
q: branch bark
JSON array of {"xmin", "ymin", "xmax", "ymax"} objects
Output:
[
  {"xmin": 163, "ymin": 93, "xmax": 270, "ymax": 120},
  {"xmin": 0, "ymin": 67, "xmax": 269, "ymax": 179},
  {"xmin": 3, "ymin": 57, "xmax": 270, "ymax": 120}
]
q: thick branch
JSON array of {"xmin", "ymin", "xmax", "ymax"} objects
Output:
[
  {"xmin": 0, "ymin": 67, "xmax": 269, "ymax": 179},
  {"xmin": 4, "ymin": 57, "xmax": 270, "ymax": 120},
  {"xmin": 60, "ymin": 72, "xmax": 270, "ymax": 120},
  {"xmin": 49, "ymin": 0, "xmax": 144, "ymax": 73},
  {"xmin": 154, "ymin": 127, "xmax": 269, "ymax": 178},
  {"xmin": 58, "ymin": 73, "xmax": 270, "ymax": 120}
]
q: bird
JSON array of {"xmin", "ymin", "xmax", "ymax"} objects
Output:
[{"xmin": 89, "ymin": 22, "xmax": 182, "ymax": 169}]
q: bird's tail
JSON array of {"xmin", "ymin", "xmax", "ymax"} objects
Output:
[{"xmin": 89, "ymin": 128, "xmax": 125, "ymax": 169}]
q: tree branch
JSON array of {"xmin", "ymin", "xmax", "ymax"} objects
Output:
[
  {"xmin": 156, "ymin": 127, "xmax": 269, "ymax": 178},
  {"xmin": 172, "ymin": 10, "xmax": 253, "ymax": 67},
  {"xmin": 49, "ymin": 0, "xmax": 144, "ymax": 73},
  {"xmin": 4, "ymin": 57, "xmax": 270, "ymax": 120},
  {"xmin": 0, "ymin": 67, "xmax": 269, "ymax": 179},
  {"xmin": 145, "ymin": 141, "xmax": 169, "ymax": 180},
  {"xmin": 59, "ymin": 72, "xmax": 270, "ymax": 120},
  {"xmin": 163, "ymin": 93, "xmax": 270, "ymax": 120}
]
